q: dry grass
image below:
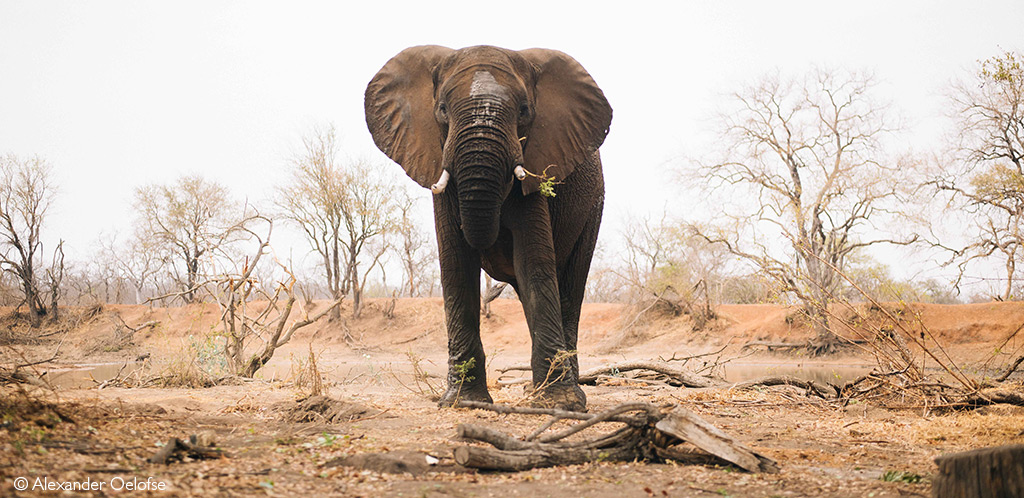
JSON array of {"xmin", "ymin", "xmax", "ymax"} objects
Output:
[
  {"xmin": 388, "ymin": 350, "xmax": 441, "ymax": 400},
  {"xmin": 289, "ymin": 344, "xmax": 325, "ymax": 397},
  {"xmin": 156, "ymin": 339, "xmax": 216, "ymax": 388}
]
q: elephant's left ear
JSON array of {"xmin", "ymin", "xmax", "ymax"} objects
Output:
[{"xmin": 517, "ymin": 49, "xmax": 612, "ymax": 195}]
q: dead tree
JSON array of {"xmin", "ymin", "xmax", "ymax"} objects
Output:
[
  {"xmin": 0, "ymin": 154, "xmax": 56, "ymax": 327},
  {"xmin": 133, "ymin": 175, "xmax": 250, "ymax": 304},
  {"xmin": 144, "ymin": 216, "xmax": 342, "ymax": 379},
  {"xmin": 689, "ymin": 68, "xmax": 916, "ymax": 354},
  {"xmin": 203, "ymin": 218, "xmax": 342, "ymax": 378},
  {"xmin": 44, "ymin": 240, "xmax": 64, "ymax": 322},
  {"xmin": 277, "ymin": 125, "xmax": 400, "ymax": 319}
]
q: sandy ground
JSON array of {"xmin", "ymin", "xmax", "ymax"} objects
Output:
[{"xmin": 3, "ymin": 298, "xmax": 1024, "ymax": 497}]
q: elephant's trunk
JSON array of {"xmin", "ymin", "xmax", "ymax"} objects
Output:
[
  {"xmin": 446, "ymin": 96, "xmax": 522, "ymax": 250},
  {"xmin": 456, "ymin": 158, "xmax": 505, "ymax": 250}
]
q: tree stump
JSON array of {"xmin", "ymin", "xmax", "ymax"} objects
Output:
[{"xmin": 933, "ymin": 444, "xmax": 1024, "ymax": 498}]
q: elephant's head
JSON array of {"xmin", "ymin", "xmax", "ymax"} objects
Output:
[{"xmin": 365, "ymin": 45, "xmax": 612, "ymax": 249}]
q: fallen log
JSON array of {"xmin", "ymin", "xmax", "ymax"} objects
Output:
[
  {"xmin": 454, "ymin": 441, "xmax": 640, "ymax": 471},
  {"xmin": 454, "ymin": 400, "xmax": 778, "ymax": 473},
  {"xmin": 578, "ymin": 361, "xmax": 722, "ymax": 388},
  {"xmin": 740, "ymin": 340, "xmax": 807, "ymax": 351},
  {"xmin": 962, "ymin": 388, "xmax": 1024, "ymax": 408},
  {"xmin": 730, "ymin": 375, "xmax": 839, "ymax": 398}
]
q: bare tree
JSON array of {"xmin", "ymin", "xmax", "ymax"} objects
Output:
[
  {"xmin": 613, "ymin": 213, "xmax": 730, "ymax": 328},
  {"xmin": 0, "ymin": 270, "xmax": 20, "ymax": 305},
  {"xmin": 930, "ymin": 51, "xmax": 1024, "ymax": 300},
  {"xmin": 207, "ymin": 218, "xmax": 341, "ymax": 377},
  {"xmin": 341, "ymin": 163, "xmax": 401, "ymax": 317},
  {"xmin": 277, "ymin": 126, "xmax": 346, "ymax": 318},
  {"xmin": 44, "ymin": 240, "xmax": 64, "ymax": 321},
  {"xmin": 0, "ymin": 154, "xmax": 56, "ymax": 327},
  {"xmin": 145, "ymin": 215, "xmax": 343, "ymax": 378},
  {"xmin": 96, "ymin": 231, "xmax": 165, "ymax": 304},
  {"xmin": 584, "ymin": 242, "xmax": 630, "ymax": 303},
  {"xmin": 133, "ymin": 175, "xmax": 250, "ymax": 303},
  {"xmin": 688, "ymin": 68, "xmax": 915, "ymax": 354},
  {"xmin": 393, "ymin": 188, "xmax": 437, "ymax": 297},
  {"xmin": 277, "ymin": 125, "xmax": 399, "ymax": 319}
]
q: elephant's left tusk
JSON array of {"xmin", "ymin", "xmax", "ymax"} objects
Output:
[
  {"xmin": 430, "ymin": 170, "xmax": 450, "ymax": 194},
  {"xmin": 514, "ymin": 165, "xmax": 527, "ymax": 181}
]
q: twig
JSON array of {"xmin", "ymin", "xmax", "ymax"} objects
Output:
[
  {"xmin": 14, "ymin": 330, "xmax": 68, "ymax": 368},
  {"xmin": 660, "ymin": 345, "xmax": 728, "ymax": 363},
  {"xmin": 995, "ymin": 355, "xmax": 1024, "ymax": 383},
  {"xmin": 394, "ymin": 328, "xmax": 433, "ymax": 345}
]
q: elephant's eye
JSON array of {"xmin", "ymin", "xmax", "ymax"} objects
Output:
[
  {"xmin": 519, "ymin": 103, "xmax": 530, "ymax": 118},
  {"xmin": 438, "ymin": 102, "xmax": 448, "ymax": 118}
]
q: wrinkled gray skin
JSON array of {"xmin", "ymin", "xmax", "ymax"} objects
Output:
[{"xmin": 365, "ymin": 45, "xmax": 611, "ymax": 411}]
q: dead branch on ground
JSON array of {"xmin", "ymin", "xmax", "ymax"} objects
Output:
[
  {"xmin": 453, "ymin": 400, "xmax": 778, "ymax": 473},
  {"xmin": 578, "ymin": 361, "xmax": 723, "ymax": 388}
]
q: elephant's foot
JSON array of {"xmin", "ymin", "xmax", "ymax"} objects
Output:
[
  {"xmin": 437, "ymin": 382, "xmax": 493, "ymax": 408},
  {"xmin": 531, "ymin": 383, "xmax": 587, "ymax": 412}
]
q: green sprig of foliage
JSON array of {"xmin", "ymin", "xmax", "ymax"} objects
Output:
[
  {"xmin": 520, "ymin": 165, "xmax": 563, "ymax": 198},
  {"xmin": 880, "ymin": 470, "xmax": 922, "ymax": 484},
  {"xmin": 452, "ymin": 357, "xmax": 476, "ymax": 403}
]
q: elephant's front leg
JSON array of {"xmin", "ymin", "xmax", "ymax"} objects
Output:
[
  {"xmin": 503, "ymin": 196, "xmax": 586, "ymax": 411},
  {"xmin": 434, "ymin": 195, "xmax": 492, "ymax": 407}
]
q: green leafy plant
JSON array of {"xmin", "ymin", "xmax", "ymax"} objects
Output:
[
  {"xmin": 880, "ymin": 470, "xmax": 922, "ymax": 484},
  {"xmin": 317, "ymin": 431, "xmax": 339, "ymax": 446},
  {"xmin": 452, "ymin": 357, "xmax": 476, "ymax": 404}
]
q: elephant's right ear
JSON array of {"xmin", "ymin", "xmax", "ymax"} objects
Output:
[{"xmin": 365, "ymin": 45, "xmax": 454, "ymax": 189}]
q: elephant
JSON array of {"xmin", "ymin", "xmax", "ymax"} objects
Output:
[{"xmin": 364, "ymin": 45, "xmax": 611, "ymax": 411}]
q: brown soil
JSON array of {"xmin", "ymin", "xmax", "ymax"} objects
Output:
[{"xmin": 3, "ymin": 298, "xmax": 1024, "ymax": 497}]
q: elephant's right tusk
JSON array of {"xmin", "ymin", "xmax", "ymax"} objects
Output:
[
  {"xmin": 430, "ymin": 170, "xmax": 450, "ymax": 194},
  {"xmin": 514, "ymin": 165, "xmax": 527, "ymax": 181}
]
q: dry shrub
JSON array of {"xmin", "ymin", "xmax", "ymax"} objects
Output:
[
  {"xmin": 390, "ymin": 351, "xmax": 440, "ymax": 401},
  {"xmin": 290, "ymin": 344, "xmax": 325, "ymax": 397},
  {"xmin": 157, "ymin": 338, "xmax": 218, "ymax": 388}
]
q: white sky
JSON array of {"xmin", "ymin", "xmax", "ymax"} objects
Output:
[{"xmin": 1, "ymin": 1, "xmax": 1022, "ymax": 289}]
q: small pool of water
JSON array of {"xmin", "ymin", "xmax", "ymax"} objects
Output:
[{"xmin": 44, "ymin": 362, "xmax": 143, "ymax": 389}]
